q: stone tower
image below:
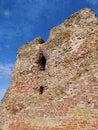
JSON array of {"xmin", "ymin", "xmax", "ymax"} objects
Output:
[{"xmin": 0, "ymin": 8, "xmax": 98, "ymax": 130}]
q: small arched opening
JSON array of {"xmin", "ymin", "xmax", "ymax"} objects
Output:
[
  {"xmin": 39, "ymin": 86, "xmax": 44, "ymax": 94},
  {"xmin": 38, "ymin": 55, "xmax": 46, "ymax": 71}
]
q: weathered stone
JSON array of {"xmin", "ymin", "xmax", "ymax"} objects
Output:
[{"xmin": 0, "ymin": 8, "xmax": 98, "ymax": 130}]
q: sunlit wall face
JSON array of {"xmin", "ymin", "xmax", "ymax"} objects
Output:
[{"xmin": 0, "ymin": 0, "xmax": 98, "ymax": 101}]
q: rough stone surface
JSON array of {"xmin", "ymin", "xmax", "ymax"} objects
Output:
[{"xmin": 0, "ymin": 8, "xmax": 98, "ymax": 130}]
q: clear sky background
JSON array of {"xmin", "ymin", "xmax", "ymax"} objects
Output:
[{"xmin": 0, "ymin": 0, "xmax": 98, "ymax": 101}]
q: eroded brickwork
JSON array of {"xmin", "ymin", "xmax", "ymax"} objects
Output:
[{"xmin": 0, "ymin": 8, "xmax": 98, "ymax": 130}]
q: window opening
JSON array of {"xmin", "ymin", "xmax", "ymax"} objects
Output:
[
  {"xmin": 39, "ymin": 86, "xmax": 44, "ymax": 94},
  {"xmin": 38, "ymin": 55, "xmax": 46, "ymax": 71}
]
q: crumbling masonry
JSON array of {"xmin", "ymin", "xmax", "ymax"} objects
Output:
[{"xmin": 0, "ymin": 8, "xmax": 98, "ymax": 130}]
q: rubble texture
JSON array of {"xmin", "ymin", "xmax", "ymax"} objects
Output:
[{"xmin": 0, "ymin": 8, "xmax": 98, "ymax": 130}]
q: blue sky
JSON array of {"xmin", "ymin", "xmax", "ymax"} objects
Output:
[{"xmin": 0, "ymin": 0, "xmax": 98, "ymax": 101}]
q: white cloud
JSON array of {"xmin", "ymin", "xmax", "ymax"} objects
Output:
[
  {"xmin": 86, "ymin": 0, "xmax": 98, "ymax": 5},
  {"xmin": 0, "ymin": 63, "xmax": 13, "ymax": 101},
  {"xmin": 0, "ymin": 63, "xmax": 13, "ymax": 78},
  {"xmin": 0, "ymin": 88, "xmax": 6, "ymax": 101}
]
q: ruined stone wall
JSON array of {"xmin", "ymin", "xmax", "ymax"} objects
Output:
[{"xmin": 0, "ymin": 8, "xmax": 98, "ymax": 130}]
